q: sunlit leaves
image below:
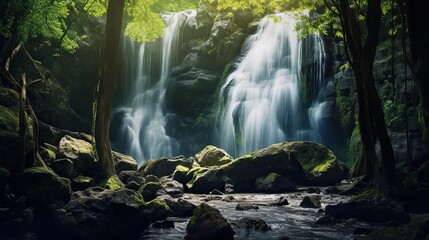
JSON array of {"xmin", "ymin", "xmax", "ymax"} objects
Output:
[{"xmin": 125, "ymin": 0, "xmax": 165, "ymax": 42}]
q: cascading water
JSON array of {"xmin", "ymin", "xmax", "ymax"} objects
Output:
[
  {"xmin": 112, "ymin": 11, "xmax": 197, "ymax": 164},
  {"xmin": 215, "ymin": 13, "xmax": 328, "ymax": 157}
]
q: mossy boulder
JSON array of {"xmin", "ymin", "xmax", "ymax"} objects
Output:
[
  {"xmin": 185, "ymin": 203, "xmax": 235, "ymax": 240},
  {"xmin": 138, "ymin": 156, "xmax": 193, "ymax": 178},
  {"xmin": 51, "ymin": 158, "xmax": 74, "ymax": 178},
  {"xmin": 11, "ymin": 167, "xmax": 72, "ymax": 206},
  {"xmin": 57, "ymin": 135, "xmax": 97, "ymax": 177},
  {"xmin": 186, "ymin": 167, "xmax": 225, "ymax": 193},
  {"xmin": 138, "ymin": 182, "xmax": 163, "ymax": 202},
  {"xmin": 255, "ymin": 172, "xmax": 296, "ymax": 193},
  {"xmin": 172, "ymin": 165, "xmax": 190, "ymax": 184},
  {"xmin": 98, "ymin": 175, "xmax": 125, "ymax": 190},
  {"xmin": 39, "ymin": 146, "xmax": 56, "ymax": 163},
  {"xmin": 282, "ymin": 142, "xmax": 346, "ymax": 185},
  {"xmin": 195, "ymin": 145, "xmax": 233, "ymax": 167},
  {"xmin": 112, "ymin": 151, "xmax": 138, "ymax": 173},
  {"xmin": 146, "ymin": 198, "xmax": 172, "ymax": 221}
]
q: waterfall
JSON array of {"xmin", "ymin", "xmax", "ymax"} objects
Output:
[
  {"xmin": 112, "ymin": 10, "xmax": 197, "ymax": 164},
  {"xmin": 215, "ymin": 13, "xmax": 328, "ymax": 157}
]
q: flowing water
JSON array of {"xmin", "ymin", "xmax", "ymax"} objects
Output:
[
  {"xmin": 215, "ymin": 13, "xmax": 329, "ymax": 157},
  {"xmin": 112, "ymin": 11, "xmax": 197, "ymax": 163},
  {"xmin": 140, "ymin": 191, "xmax": 372, "ymax": 239}
]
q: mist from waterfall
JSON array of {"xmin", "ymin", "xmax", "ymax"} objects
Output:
[
  {"xmin": 112, "ymin": 11, "xmax": 197, "ymax": 164},
  {"xmin": 215, "ymin": 13, "xmax": 328, "ymax": 157}
]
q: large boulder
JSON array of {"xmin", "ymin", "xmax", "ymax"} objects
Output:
[
  {"xmin": 11, "ymin": 167, "xmax": 72, "ymax": 206},
  {"xmin": 112, "ymin": 151, "xmax": 138, "ymax": 173},
  {"xmin": 57, "ymin": 135, "xmax": 97, "ymax": 177},
  {"xmin": 52, "ymin": 187, "xmax": 150, "ymax": 240},
  {"xmin": 146, "ymin": 198, "xmax": 172, "ymax": 222},
  {"xmin": 185, "ymin": 203, "xmax": 235, "ymax": 240},
  {"xmin": 255, "ymin": 172, "xmax": 296, "ymax": 193},
  {"xmin": 195, "ymin": 145, "xmax": 233, "ymax": 167},
  {"xmin": 137, "ymin": 156, "xmax": 193, "ymax": 178},
  {"xmin": 161, "ymin": 196, "xmax": 196, "ymax": 217},
  {"xmin": 186, "ymin": 168, "xmax": 225, "ymax": 193}
]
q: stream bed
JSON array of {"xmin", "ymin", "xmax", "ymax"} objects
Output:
[{"xmin": 141, "ymin": 188, "xmax": 374, "ymax": 240}]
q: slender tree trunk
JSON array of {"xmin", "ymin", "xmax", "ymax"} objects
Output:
[
  {"xmin": 18, "ymin": 73, "xmax": 27, "ymax": 173},
  {"xmin": 94, "ymin": 0, "xmax": 126, "ymax": 178},
  {"xmin": 407, "ymin": 0, "xmax": 429, "ymax": 141}
]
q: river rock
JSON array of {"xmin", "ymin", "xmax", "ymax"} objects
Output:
[
  {"xmin": 186, "ymin": 168, "xmax": 225, "ymax": 193},
  {"xmin": 137, "ymin": 156, "xmax": 193, "ymax": 178},
  {"xmin": 118, "ymin": 170, "xmax": 135, "ymax": 183},
  {"xmin": 138, "ymin": 182, "xmax": 163, "ymax": 202},
  {"xmin": 51, "ymin": 158, "xmax": 74, "ymax": 179},
  {"xmin": 146, "ymin": 198, "xmax": 172, "ymax": 221},
  {"xmin": 57, "ymin": 135, "xmax": 97, "ymax": 177},
  {"xmin": 112, "ymin": 151, "xmax": 138, "ymax": 173},
  {"xmin": 52, "ymin": 187, "xmax": 150, "ymax": 240},
  {"xmin": 255, "ymin": 172, "xmax": 296, "ymax": 193},
  {"xmin": 234, "ymin": 217, "xmax": 271, "ymax": 231},
  {"xmin": 272, "ymin": 196, "xmax": 289, "ymax": 206},
  {"xmin": 161, "ymin": 196, "xmax": 196, "ymax": 217},
  {"xmin": 172, "ymin": 165, "xmax": 190, "ymax": 184},
  {"xmin": 185, "ymin": 203, "xmax": 235, "ymax": 240},
  {"xmin": 235, "ymin": 203, "xmax": 259, "ymax": 211},
  {"xmin": 71, "ymin": 175, "xmax": 92, "ymax": 191},
  {"xmin": 195, "ymin": 145, "xmax": 233, "ymax": 167},
  {"xmin": 325, "ymin": 200, "xmax": 411, "ymax": 223},
  {"xmin": 160, "ymin": 177, "xmax": 184, "ymax": 197},
  {"xmin": 299, "ymin": 196, "xmax": 321, "ymax": 208},
  {"xmin": 11, "ymin": 167, "xmax": 72, "ymax": 206}
]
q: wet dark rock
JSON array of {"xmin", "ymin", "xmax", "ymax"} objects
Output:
[
  {"xmin": 235, "ymin": 203, "xmax": 259, "ymax": 211},
  {"xmin": 272, "ymin": 196, "xmax": 289, "ymax": 206},
  {"xmin": 127, "ymin": 175, "xmax": 145, "ymax": 186},
  {"xmin": 186, "ymin": 168, "xmax": 225, "ymax": 194},
  {"xmin": 209, "ymin": 189, "xmax": 224, "ymax": 195},
  {"xmin": 204, "ymin": 196, "xmax": 222, "ymax": 202},
  {"xmin": 278, "ymin": 236, "xmax": 290, "ymax": 240},
  {"xmin": 162, "ymin": 197, "xmax": 196, "ymax": 217},
  {"xmin": 124, "ymin": 181, "xmax": 140, "ymax": 190},
  {"xmin": 52, "ymin": 187, "xmax": 150, "ymax": 240},
  {"xmin": 11, "ymin": 167, "xmax": 72, "ymax": 206},
  {"xmin": 152, "ymin": 220, "xmax": 175, "ymax": 229},
  {"xmin": 51, "ymin": 158, "xmax": 74, "ymax": 179},
  {"xmin": 112, "ymin": 151, "xmax": 138, "ymax": 173},
  {"xmin": 315, "ymin": 216, "xmax": 336, "ymax": 225},
  {"xmin": 146, "ymin": 198, "xmax": 172, "ymax": 221},
  {"xmin": 0, "ymin": 166, "xmax": 11, "ymax": 185},
  {"xmin": 0, "ymin": 208, "xmax": 33, "ymax": 238},
  {"xmin": 118, "ymin": 170, "xmax": 135, "ymax": 183},
  {"xmin": 138, "ymin": 182, "xmax": 163, "ymax": 202},
  {"xmin": 317, "ymin": 209, "xmax": 325, "ymax": 213},
  {"xmin": 160, "ymin": 178, "xmax": 184, "ymax": 198},
  {"xmin": 185, "ymin": 203, "xmax": 235, "ymax": 240},
  {"xmin": 299, "ymin": 196, "xmax": 321, "ymax": 208},
  {"xmin": 172, "ymin": 165, "xmax": 190, "ymax": 185},
  {"xmin": 145, "ymin": 175, "xmax": 160, "ymax": 184},
  {"xmin": 222, "ymin": 196, "xmax": 235, "ymax": 202},
  {"xmin": 234, "ymin": 217, "xmax": 271, "ymax": 231},
  {"xmin": 325, "ymin": 200, "xmax": 411, "ymax": 224}
]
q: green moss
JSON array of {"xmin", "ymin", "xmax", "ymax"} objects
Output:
[
  {"xmin": 284, "ymin": 142, "xmax": 336, "ymax": 174},
  {"xmin": 98, "ymin": 175, "xmax": 124, "ymax": 190},
  {"xmin": 0, "ymin": 105, "xmax": 19, "ymax": 139},
  {"xmin": 186, "ymin": 167, "xmax": 210, "ymax": 189},
  {"xmin": 346, "ymin": 123, "xmax": 362, "ymax": 168},
  {"xmin": 138, "ymin": 182, "xmax": 163, "ymax": 202},
  {"xmin": 257, "ymin": 172, "xmax": 277, "ymax": 185},
  {"xmin": 175, "ymin": 165, "xmax": 190, "ymax": 172}
]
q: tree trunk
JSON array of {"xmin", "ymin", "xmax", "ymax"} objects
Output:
[
  {"xmin": 338, "ymin": 0, "xmax": 395, "ymax": 197},
  {"xmin": 18, "ymin": 74, "xmax": 27, "ymax": 173},
  {"xmin": 407, "ymin": 0, "xmax": 429, "ymax": 141},
  {"xmin": 94, "ymin": 0, "xmax": 126, "ymax": 178}
]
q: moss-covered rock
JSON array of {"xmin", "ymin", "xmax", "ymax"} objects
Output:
[
  {"xmin": 137, "ymin": 156, "xmax": 193, "ymax": 178},
  {"xmin": 138, "ymin": 182, "xmax": 163, "ymax": 202},
  {"xmin": 186, "ymin": 167, "xmax": 225, "ymax": 193},
  {"xmin": 112, "ymin": 151, "xmax": 138, "ymax": 173},
  {"xmin": 57, "ymin": 135, "xmax": 97, "ymax": 177},
  {"xmin": 98, "ymin": 175, "xmax": 124, "ymax": 190},
  {"xmin": 71, "ymin": 175, "xmax": 93, "ymax": 191},
  {"xmin": 51, "ymin": 158, "xmax": 74, "ymax": 178},
  {"xmin": 146, "ymin": 198, "xmax": 172, "ymax": 221},
  {"xmin": 255, "ymin": 172, "xmax": 296, "ymax": 193},
  {"xmin": 185, "ymin": 203, "xmax": 235, "ymax": 240},
  {"xmin": 39, "ymin": 146, "xmax": 56, "ymax": 163},
  {"xmin": 195, "ymin": 145, "xmax": 233, "ymax": 167},
  {"xmin": 11, "ymin": 167, "xmax": 72, "ymax": 206},
  {"xmin": 172, "ymin": 165, "xmax": 190, "ymax": 184}
]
